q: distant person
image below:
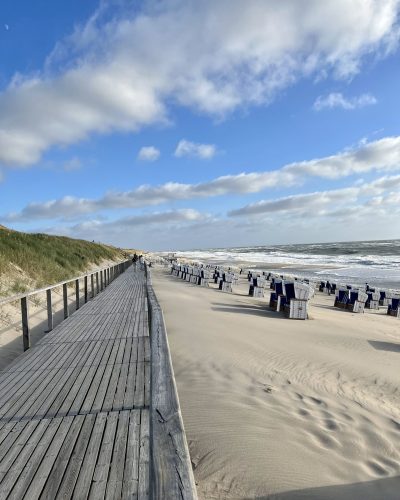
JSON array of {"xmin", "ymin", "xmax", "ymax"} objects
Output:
[{"xmin": 326, "ymin": 280, "xmax": 332, "ymax": 295}]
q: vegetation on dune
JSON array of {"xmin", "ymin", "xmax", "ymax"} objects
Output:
[{"xmin": 0, "ymin": 227, "xmax": 131, "ymax": 296}]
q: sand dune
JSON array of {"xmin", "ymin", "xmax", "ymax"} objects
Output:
[{"xmin": 152, "ymin": 265, "xmax": 400, "ymax": 499}]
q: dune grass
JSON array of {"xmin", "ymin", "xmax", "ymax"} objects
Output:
[{"xmin": 0, "ymin": 227, "xmax": 131, "ymax": 296}]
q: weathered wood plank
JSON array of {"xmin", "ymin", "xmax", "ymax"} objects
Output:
[
  {"xmin": 147, "ymin": 273, "xmax": 198, "ymax": 499},
  {"xmin": 0, "ymin": 266, "xmax": 196, "ymax": 499}
]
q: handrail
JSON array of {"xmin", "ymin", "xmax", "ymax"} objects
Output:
[
  {"xmin": 145, "ymin": 263, "xmax": 198, "ymax": 500},
  {"xmin": 0, "ymin": 259, "xmax": 132, "ymax": 351},
  {"xmin": 0, "ymin": 259, "xmax": 130, "ymax": 306}
]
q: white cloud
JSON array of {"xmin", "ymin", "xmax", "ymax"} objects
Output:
[
  {"xmin": 63, "ymin": 157, "xmax": 82, "ymax": 171},
  {"xmin": 32, "ymin": 179, "xmax": 400, "ymax": 249},
  {"xmin": 0, "ymin": 0, "xmax": 399, "ymax": 166},
  {"xmin": 42, "ymin": 208, "xmax": 208, "ymax": 241},
  {"xmin": 3, "ymin": 135, "xmax": 400, "ymax": 222},
  {"xmin": 313, "ymin": 92, "xmax": 377, "ymax": 111},
  {"xmin": 137, "ymin": 146, "xmax": 160, "ymax": 161},
  {"xmin": 174, "ymin": 139, "xmax": 216, "ymax": 159},
  {"xmin": 228, "ymin": 174, "xmax": 400, "ymax": 217}
]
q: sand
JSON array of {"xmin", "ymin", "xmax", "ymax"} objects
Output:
[{"xmin": 152, "ymin": 264, "xmax": 400, "ymax": 499}]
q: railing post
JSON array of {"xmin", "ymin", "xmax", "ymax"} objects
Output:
[
  {"xmin": 63, "ymin": 283, "xmax": 69, "ymax": 319},
  {"xmin": 75, "ymin": 279, "xmax": 80, "ymax": 310},
  {"xmin": 46, "ymin": 289, "xmax": 53, "ymax": 332},
  {"xmin": 21, "ymin": 297, "xmax": 30, "ymax": 351},
  {"xmin": 96, "ymin": 272, "xmax": 100, "ymax": 294},
  {"xmin": 100, "ymin": 271, "xmax": 104, "ymax": 291},
  {"xmin": 84, "ymin": 276, "xmax": 88, "ymax": 303},
  {"xmin": 91, "ymin": 274, "xmax": 95, "ymax": 298}
]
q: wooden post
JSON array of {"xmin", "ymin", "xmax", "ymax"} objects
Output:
[
  {"xmin": 75, "ymin": 279, "xmax": 80, "ymax": 310},
  {"xmin": 84, "ymin": 276, "xmax": 88, "ymax": 303},
  {"xmin": 63, "ymin": 283, "xmax": 69, "ymax": 319},
  {"xmin": 100, "ymin": 271, "xmax": 103, "ymax": 291},
  {"xmin": 46, "ymin": 289, "xmax": 53, "ymax": 332},
  {"xmin": 108, "ymin": 268, "xmax": 110, "ymax": 284},
  {"xmin": 96, "ymin": 272, "xmax": 100, "ymax": 294},
  {"xmin": 91, "ymin": 274, "xmax": 95, "ymax": 298},
  {"xmin": 21, "ymin": 297, "xmax": 30, "ymax": 351}
]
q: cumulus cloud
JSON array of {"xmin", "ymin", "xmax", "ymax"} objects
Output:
[
  {"xmin": 228, "ymin": 174, "xmax": 400, "ymax": 217},
  {"xmin": 137, "ymin": 146, "xmax": 160, "ymax": 161},
  {"xmin": 2, "ymin": 135, "xmax": 400, "ymax": 222},
  {"xmin": 1, "ymin": 0, "xmax": 399, "ymax": 166},
  {"xmin": 34, "ymin": 178, "xmax": 400, "ymax": 249},
  {"xmin": 174, "ymin": 140, "xmax": 216, "ymax": 159},
  {"xmin": 313, "ymin": 92, "xmax": 377, "ymax": 111},
  {"xmin": 43, "ymin": 208, "xmax": 207, "ymax": 241}
]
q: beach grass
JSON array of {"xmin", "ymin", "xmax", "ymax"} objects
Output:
[{"xmin": 0, "ymin": 225, "xmax": 130, "ymax": 296}]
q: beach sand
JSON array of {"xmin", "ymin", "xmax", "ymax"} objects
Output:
[{"xmin": 152, "ymin": 265, "xmax": 400, "ymax": 499}]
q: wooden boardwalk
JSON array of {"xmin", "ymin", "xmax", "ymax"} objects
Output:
[{"xmin": 0, "ymin": 266, "xmax": 196, "ymax": 499}]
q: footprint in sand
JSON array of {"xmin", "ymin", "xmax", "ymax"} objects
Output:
[
  {"xmin": 365, "ymin": 460, "xmax": 390, "ymax": 477},
  {"xmin": 308, "ymin": 429, "xmax": 338, "ymax": 449},
  {"xmin": 323, "ymin": 418, "xmax": 339, "ymax": 431},
  {"xmin": 298, "ymin": 408, "xmax": 310, "ymax": 417}
]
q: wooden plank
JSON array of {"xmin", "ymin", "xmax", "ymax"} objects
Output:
[
  {"xmin": 0, "ymin": 418, "xmax": 50, "ymax": 488},
  {"xmin": 39, "ymin": 414, "xmax": 86, "ymax": 499},
  {"xmin": 73, "ymin": 412, "xmax": 107, "ymax": 497},
  {"xmin": 105, "ymin": 410, "xmax": 129, "ymax": 500},
  {"xmin": 89, "ymin": 411, "xmax": 118, "ymax": 499},
  {"xmin": 147, "ymin": 277, "xmax": 198, "ymax": 499},
  {"xmin": 56, "ymin": 413, "xmax": 96, "ymax": 498},
  {"xmin": 0, "ymin": 266, "xmax": 194, "ymax": 500},
  {"xmin": 138, "ymin": 410, "xmax": 150, "ymax": 500},
  {"xmin": 5, "ymin": 416, "xmax": 63, "ymax": 499},
  {"xmin": 22, "ymin": 415, "xmax": 74, "ymax": 500},
  {"xmin": 121, "ymin": 410, "xmax": 141, "ymax": 499}
]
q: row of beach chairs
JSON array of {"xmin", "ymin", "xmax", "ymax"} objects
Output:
[{"xmin": 318, "ymin": 280, "xmax": 400, "ymax": 317}]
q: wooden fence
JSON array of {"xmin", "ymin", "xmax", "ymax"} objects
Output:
[{"xmin": 0, "ymin": 259, "xmax": 132, "ymax": 351}]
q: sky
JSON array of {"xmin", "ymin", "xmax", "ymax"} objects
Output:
[{"xmin": 0, "ymin": 0, "xmax": 400, "ymax": 251}]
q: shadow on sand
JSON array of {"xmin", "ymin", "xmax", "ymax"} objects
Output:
[
  {"xmin": 211, "ymin": 302, "xmax": 286, "ymax": 319},
  {"xmin": 368, "ymin": 340, "xmax": 400, "ymax": 353},
  {"xmin": 243, "ymin": 475, "xmax": 400, "ymax": 499}
]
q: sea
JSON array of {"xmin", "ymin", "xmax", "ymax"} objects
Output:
[{"xmin": 170, "ymin": 239, "xmax": 400, "ymax": 290}]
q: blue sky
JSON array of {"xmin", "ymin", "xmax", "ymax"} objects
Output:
[{"xmin": 1, "ymin": 0, "xmax": 400, "ymax": 250}]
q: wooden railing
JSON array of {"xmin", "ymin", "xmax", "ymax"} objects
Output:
[
  {"xmin": 0, "ymin": 259, "xmax": 132, "ymax": 351},
  {"xmin": 145, "ymin": 264, "xmax": 198, "ymax": 500}
]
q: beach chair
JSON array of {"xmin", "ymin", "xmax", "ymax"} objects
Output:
[
  {"xmin": 249, "ymin": 277, "xmax": 264, "ymax": 297},
  {"xmin": 334, "ymin": 289, "xmax": 349, "ymax": 309},
  {"xmin": 365, "ymin": 292, "xmax": 379, "ymax": 309},
  {"xmin": 345, "ymin": 291, "xmax": 367, "ymax": 313},
  {"xmin": 219, "ymin": 280, "xmax": 232, "ymax": 292},
  {"xmin": 282, "ymin": 282, "xmax": 309, "ymax": 319},
  {"xmin": 269, "ymin": 281, "xmax": 285, "ymax": 311},
  {"xmin": 387, "ymin": 298, "xmax": 400, "ymax": 317}
]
